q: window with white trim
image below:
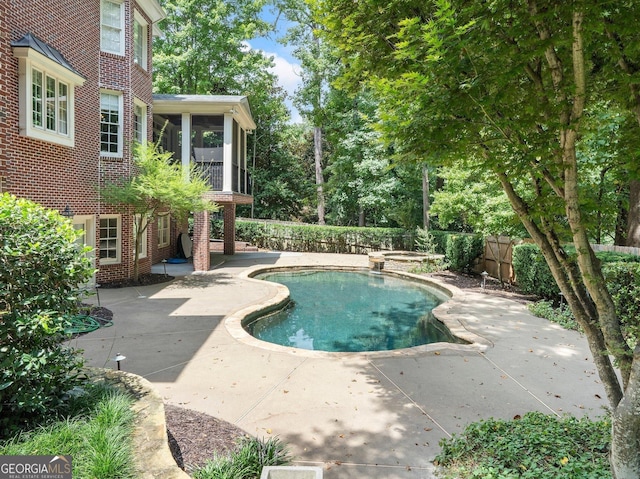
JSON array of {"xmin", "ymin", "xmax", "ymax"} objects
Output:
[
  {"xmin": 100, "ymin": 91, "xmax": 122, "ymax": 156},
  {"xmin": 12, "ymin": 46, "xmax": 83, "ymax": 147},
  {"xmin": 133, "ymin": 100, "xmax": 147, "ymax": 145},
  {"xmin": 158, "ymin": 214, "xmax": 170, "ymax": 248},
  {"xmin": 133, "ymin": 215, "xmax": 148, "ymax": 259},
  {"xmin": 101, "ymin": 0, "xmax": 125, "ymax": 55},
  {"xmin": 99, "ymin": 215, "xmax": 121, "ymax": 265},
  {"xmin": 133, "ymin": 12, "xmax": 148, "ymax": 69}
]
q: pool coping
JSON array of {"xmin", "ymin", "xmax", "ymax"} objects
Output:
[{"xmin": 224, "ymin": 265, "xmax": 493, "ymax": 359}]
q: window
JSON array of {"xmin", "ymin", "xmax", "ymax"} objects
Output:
[
  {"xmin": 133, "ymin": 215, "xmax": 148, "ymax": 259},
  {"xmin": 100, "ymin": 91, "xmax": 122, "ymax": 156},
  {"xmin": 28, "ymin": 68, "xmax": 71, "ymax": 139},
  {"xmin": 133, "ymin": 100, "xmax": 147, "ymax": 145},
  {"xmin": 101, "ymin": 0, "xmax": 124, "ymax": 55},
  {"xmin": 158, "ymin": 214, "xmax": 170, "ymax": 248},
  {"xmin": 99, "ymin": 216, "xmax": 121, "ymax": 265},
  {"xmin": 11, "ymin": 34, "xmax": 84, "ymax": 147},
  {"xmin": 133, "ymin": 12, "xmax": 148, "ymax": 69}
]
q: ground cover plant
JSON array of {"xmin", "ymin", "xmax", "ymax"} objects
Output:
[
  {"xmin": 192, "ymin": 436, "xmax": 291, "ymax": 479},
  {"xmin": 0, "ymin": 382, "xmax": 136, "ymax": 479},
  {"xmin": 434, "ymin": 412, "xmax": 611, "ymax": 479}
]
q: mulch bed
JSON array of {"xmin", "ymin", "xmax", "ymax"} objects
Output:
[{"xmin": 165, "ymin": 405, "xmax": 248, "ymax": 472}]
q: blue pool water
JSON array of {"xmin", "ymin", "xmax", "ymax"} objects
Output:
[{"xmin": 247, "ymin": 270, "xmax": 464, "ymax": 352}]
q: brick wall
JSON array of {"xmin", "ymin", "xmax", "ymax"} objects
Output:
[{"xmin": 5, "ymin": 0, "xmax": 159, "ymax": 284}]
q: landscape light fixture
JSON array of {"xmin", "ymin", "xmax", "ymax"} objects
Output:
[
  {"xmin": 112, "ymin": 353, "xmax": 126, "ymax": 371},
  {"xmin": 481, "ymin": 271, "xmax": 489, "ymax": 289},
  {"xmin": 161, "ymin": 259, "xmax": 168, "ymax": 277}
]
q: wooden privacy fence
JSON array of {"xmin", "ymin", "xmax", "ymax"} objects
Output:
[
  {"xmin": 482, "ymin": 236, "xmax": 516, "ymax": 283},
  {"xmin": 481, "ymin": 237, "xmax": 640, "ymax": 284}
]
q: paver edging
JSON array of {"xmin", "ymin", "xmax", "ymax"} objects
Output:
[{"xmin": 88, "ymin": 368, "xmax": 188, "ymax": 479}]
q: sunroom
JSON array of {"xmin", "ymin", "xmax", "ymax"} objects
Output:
[{"xmin": 152, "ymin": 94, "xmax": 256, "ymax": 269}]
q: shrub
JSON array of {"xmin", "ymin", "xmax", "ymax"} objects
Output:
[
  {"xmin": 435, "ymin": 411, "xmax": 611, "ymax": 479},
  {"xmin": 602, "ymin": 262, "xmax": 640, "ymax": 347},
  {"xmin": 0, "ymin": 194, "xmax": 94, "ymax": 437},
  {"xmin": 512, "ymin": 243, "xmax": 560, "ymax": 298},
  {"xmin": 217, "ymin": 219, "xmax": 413, "ymax": 253},
  {"xmin": 445, "ymin": 234, "xmax": 483, "ymax": 273}
]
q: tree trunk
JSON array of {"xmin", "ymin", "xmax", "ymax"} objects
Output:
[
  {"xmin": 614, "ymin": 183, "xmax": 628, "ymax": 246},
  {"xmin": 358, "ymin": 208, "xmax": 365, "ymax": 227},
  {"xmin": 610, "ymin": 345, "xmax": 640, "ymax": 478},
  {"xmin": 627, "ymin": 180, "xmax": 640, "ymax": 247},
  {"xmin": 422, "ymin": 165, "xmax": 430, "ymax": 230},
  {"xmin": 314, "ymin": 126, "xmax": 325, "ymax": 225}
]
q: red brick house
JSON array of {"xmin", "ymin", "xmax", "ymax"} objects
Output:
[{"xmin": 1, "ymin": 0, "xmax": 255, "ymax": 284}]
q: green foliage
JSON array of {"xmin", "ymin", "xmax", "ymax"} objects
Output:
[
  {"xmin": 193, "ymin": 436, "xmax": 291, "ymax": 479},
  {"xmin": 415, "ymin": 227, "xmax": 437, "ymax": 253},
  {"xmin": 512, "ymin": 244, "xmax": 560, "ymax": 299},
  {"xmin": 602, "ymin": 262, "xmax": 640, "ymax": 347},
  {"xmin": 431, "ymin": 162, "xmax": 526, "ymax": 237},
  {"xmin": 1, "ymin": 383, "xmax": 135, "ymax": 479},
  {"xmin": 528, "ymin": 301, "xmax": 580, "ymax": 332},
  {"xmin": 154, "ymin": 0, "xmax": 271, "ymax": 95},
  {"xmin": 225, "ymin": 220, "xmax": 413, "ymax": 253},
  {"xmin": 100, "ymin": 140, "xmax": 217, "ymax": 281},
  {"xmin": 445, "ymin": 234, "xmax": 483, "ymax": 273},
  {"xmin": 435, "ymin": 412, "xmax": 611, "ymax": 479},
  {"xmin": 0, "ymin": 194, "xmax": 94, "ymax": 437}
]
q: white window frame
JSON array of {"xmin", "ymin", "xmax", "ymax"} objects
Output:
[
  {"xmin": 99, "ymin": 215, "xmax": 121, "ymax": 265},
  {"xmin": 133, "ymin": 99, "xmax": 147, "ymax": 145},
  {"xmin": 12, "ymin": 49, "xmax": 83, "ymax": 147},
  {"xmin": 100, "ymin": 90, "xmax": 123, "ymax": 157},
  {"xmin": 133, "ymin": 215, "xmax": 148, "ymax": 259},
  {"xmin": 101, "ymin": 0, "xmax": 125, "ymax": 55},
  {"xmin": 133, "ymin": 11, "xmax": 148, "ymax": 70},
  {"xmin": 158, "ymin": 214, "xmax": 170, "ymax": 248}
]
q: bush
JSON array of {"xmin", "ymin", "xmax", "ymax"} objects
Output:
[
  {"xmin": 512, "ymin": 243, "xmax": 560, "ymax": 298},
  {"xmin": 0, "ymin": 194, "xmax": 94, "ymax": 437},
  {"xmin": 435, "ymin": 412, "xmax": 611, "ymax": 479},
  {"xmin": 602, "ymin": 262, "xmax": 640, "ymax": 347},
  {"xmin": 445, "ymin": 234, "xmax": 483, "ymax": 273},
  {"xmin": 216, "ymin": 219, "xmax": 413, "ymax": 253}
]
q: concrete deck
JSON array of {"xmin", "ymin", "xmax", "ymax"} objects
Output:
[{"xmin": 71, "ymin": 252, "xmax": 609, "ymax": 478}]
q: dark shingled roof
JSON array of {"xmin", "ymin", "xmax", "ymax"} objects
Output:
[{"xmin": 11, "ymin": 32, "xmax": 85, "ymax": 79}]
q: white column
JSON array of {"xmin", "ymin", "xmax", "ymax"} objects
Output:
[
  {"xmin": 223, "ymin": 113, "xmax": 234, "ymax": 192},
  {"xmin": 181, "ymin": 112, "xmax": 191, "ymax": 180}
]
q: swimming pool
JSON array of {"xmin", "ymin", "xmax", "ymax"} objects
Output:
[{"xmin": 245, "ymin": 270, "xmax": 466, "ymax": 352}]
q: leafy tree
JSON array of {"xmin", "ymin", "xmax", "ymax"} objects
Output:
[
  {"xmin": 154, "ymin": 0, "xmax": 271, "ymax": 95},
  {"xmin": 100, "ymin": 141, "xmax": 217, "ymax": 283},
  {"xmin": 323, "ymin": 90, "xmax": 400, "ymax": 226},
  {"xmin": 0, "ymin": 194, "xmax": 94, "ymax": 437},
  {"xmin": 315, "ymin": 0, "xmax": 640, "ymax": 476}
]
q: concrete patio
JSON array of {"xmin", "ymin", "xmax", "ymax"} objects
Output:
[{"xmin": 71, "ymin": 252, "xmax": 609, "ymax": 479}]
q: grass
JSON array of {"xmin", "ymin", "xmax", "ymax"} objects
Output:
[
  {"xmin": 193, "ymin": 436, "xmax": 291, "ymax": 479},
  {"xmin": 434, "ymin": 412, "xmax": 611, "ymax": 479},
  {"xmin": 0, "ymin": 382, "xmax": 136, "ymax": 479}
]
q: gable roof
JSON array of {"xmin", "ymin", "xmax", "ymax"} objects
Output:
[{"xmin": 11, "ymin": 33, "xmax": 85, "ymax": 79}]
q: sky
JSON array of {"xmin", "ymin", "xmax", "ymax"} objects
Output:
[{"xmin": 246, "ymin": 7, "xmax": 303, "ymax": 123}]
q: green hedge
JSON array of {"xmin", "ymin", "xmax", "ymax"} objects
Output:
[
  {"xmin": 512, "ymin": 244, "xmax": 560, "ymax": 298},
  {"xmin": 445, "ymin": 234, "xmax": 484, "ymax": 273},
  {"xmin": 213, "ymin": 219, "xmax": 413, "ymax": 253},
  {"xmin": 512, "ymin": 243, "xmax": 640, "ymax": 299},
  {"xmin": 602, "ymin": 262, "xmax": 640, "ymax": 346}
]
